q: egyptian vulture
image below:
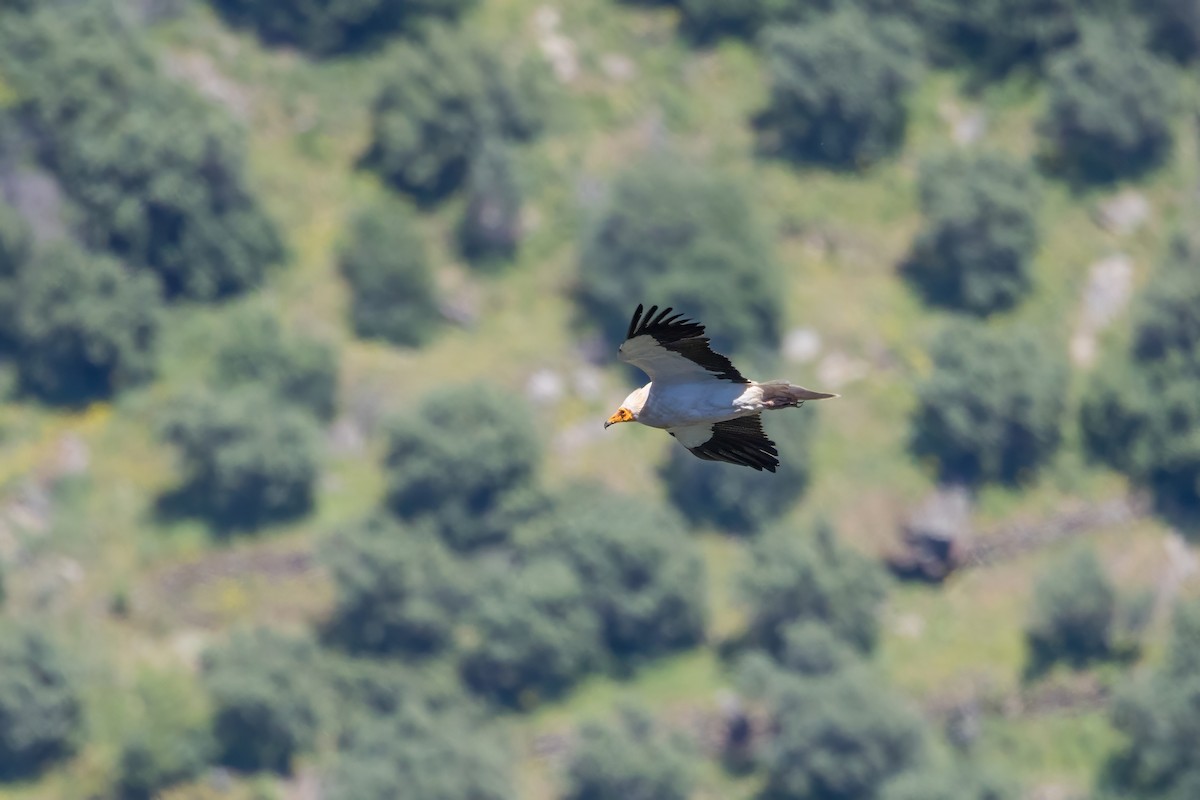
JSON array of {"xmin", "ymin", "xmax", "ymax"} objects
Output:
[{"xmin": 605, "ymin": 304, "xmax": 836, "ymax": 472}]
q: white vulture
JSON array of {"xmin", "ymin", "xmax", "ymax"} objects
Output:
[{"xmin": 604, "ymin": 304, "xmax": 837, "ymax": 472}]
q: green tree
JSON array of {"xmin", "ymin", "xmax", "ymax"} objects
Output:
[
  {"xmin": 1102, "ymin": 600, "xmax": 1200, "ymax": 799},
  {"xmin": 904, "ymin": 153, "xmax": 1040, "ymax": 315},
  {"xmin": 740, "ymin": 522, "xmax": 886, "ymax": 657},
  {"xmin": 363, "ymin": 25, "xmax": 541, "ymax": 202},
  {"xmin": 160, "ymin": 388, "xmax": 319, "ymax": 529},
  {"xmin": 1143, "ymin": 0, "xmax": 1200, "ymax": 62},
  {"xmin": 457, "ymin": 138, "xmax": 523, "ymax": 265},
  {"xmin": 210, "ymin": 0, "xmax": 476, "ymax": 55},
  {"xmin": 460, "ymin": 556, "xmax": 600, "ymax": 707},
  {"xmin": 757, "ymin": 669, "xmax": 925, "ymax": 800},
  {"xmin": 338, "ymin": 198, "xmax": 440, "ymax": 347},
  {"xmin": 326, "ymin": 702, "xmax": 512, "ymax": 800},
  {"xmin": 663, "ymin": 406, "xmax": 814, "ymax": 534},
  {"xmin": 14, "ymin": 242, "xmax": 161, "ymax": 405},
  {"xmin": 577, "ymin": 157, "xmax": 781, "ymax": 355},
  {"xmin": 115, "ymin": 672, "xmax": 213, "ymax": 800},
  {"xmin": 1040, "ymin": 27, "xmax": 1176, "ymax": 184},
  {"xmin": 322, "ymin": 517, "xmax": 468, "ymax": 658},
  {"xmin": 911, "ymin": 322, "xmax": 1068, "ymax": 485},
  {"xmin": 202, "ymin": 628, "xmax": 323, "ymax": 774},
  {"xmin": 759, "ymin": 12, "xmax": 921, "ymax": 169},
  {"xmin": 215, "ymin": 310, "xmax": 338, "ymax": 421},
  {"xmin": 563, "ymin": 709, "xmax": 695, "ymax": 800},
  {"xmin": 1024, "ymin": 546, "xmax": 1117, "ymax": 677},
  {"xmin": 1082, "ymin": 238, "xmax": 1200, "ymax": 517},
  {"xmin": 0, "ymin": 5, "xmax": 284, "ymax": 300},
  {"xmin": 0, "ymin": 202, "xmax": 31, "ymax": 347},
  {"xmin": 543, "ymin": 489, "xmax": 707, "ymax": 661},
  {"xmin": 920, "ymin": 0, "xmax": 1091, "ymax": 75},
  {"xmin": 0, "ymin": 624, "xmax": 82, "ymax": 779},
  {"xmin": 384, "ymin": 387, "xmax": 545, "ymax": 551},
  {"xmin": 882, "ymin": 766, "xmax": 1016, "ymax": 800}
]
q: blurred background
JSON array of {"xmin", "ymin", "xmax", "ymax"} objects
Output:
[{"xmin": 0, "ymin": 0, "xmax": 1198, "ymax": 798}]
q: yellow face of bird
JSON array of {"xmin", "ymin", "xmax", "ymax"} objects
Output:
[{"xmin": 604, "ymin": 407, "xmax": 634, "ymax": 428}]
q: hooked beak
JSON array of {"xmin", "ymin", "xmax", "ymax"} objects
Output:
[{"xmin": 605, "ymin": 408, "xmax": 634, "ymax": 429}]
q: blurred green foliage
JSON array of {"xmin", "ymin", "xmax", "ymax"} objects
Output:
[
  {"xmin": 202, "ymin": 628, "xmax": 324, "ymax": 774},
  {"xmin": 904, "ymin": 152, "xmax": 1040, "ymax": 315},
  {"xmin": 1083, "ymin": 238, "xmax": 1200, "ymax": 519},
  {"xmin": 740, "ymin": 522, "xmax": 886, "ymax": 658},
  {"xmin": 541, "ymin": 489, "xmax": 707, "ymax": 663},
  {"xmin": 1102, "ymin": 600, "xmax": 1200, "ymax": 798},
  {"xmin": 215, "ymin": 310, "xmax": 339, "ymax": 421},
  {"xmin": 457, "ymin": 138, "xmax": 523, "ymax": 266},
  {"xmin": 160, "ymin": 388, "xmax": 320, "ymax": 529},
  {"xmin": 363, "ymin": 24, "xmax": 542, "ymax": 203},
  {"xmin": 881, "ymin": 766, "xmax": 1016, "ymax": 800},
  {"xmin": 210, "ymin": 0, "xmax": 476, "ymax": 55},
  {"xmin": 0, "ymin": 3, "xmax": 284, "ymax": 299},
  {"xmin": 1024, "ymin": 546, "xmax": 1118, "ymax": 677},
  {"xmin": 0, "ymin": 625, "xmax": 82, "ymax": 780},
  {"xmin": 460, "ymin": 555, "xmax": 600, "ymax": 707},
  {"xmin": 751, "ymin": 667, "xmax": 925, "ymax": 800},
  {"xmin": 1143, "ymin": 0, "xmax": 1200, "ymax": 62},
  {"xmin": 115, "ymin": 672, "xmax": 213, "ymax": 800},
  {"xmin": 1039, "ymin": 27, "xmax": 1176, "ymax": 184},
  {"xmin": 322, "ymin": 517, "xmax": 468, "ymax": 657},
  {"xmin": 339, "ymin": 197, "xmax": 441, "ymax": 347},
  {"xmin": 325, "ymin": 700, "xmax": 512, "ymax": 800},
  {"xmin": 0, "ymin": 201, "xmax": 31, "ymax": 347},
  {"xmin": 577, "ymin": 157, "xmax": 781, "ymax": 356},
  {"xmin": 911, "ymin": 322, "xmax": 1068, "ymax": 485},
  {"xmin": 563, "ymin": 709, "xmax": 696, "ymax": 800},
  {"xmin": 758, "ymin": 11, "xmax": 921, "ymax": 168},
  {"xmin": 384, "ymin": 387, "xmax": 545, "ymax": 551},
  {"xmin": 14, "ymin": 242, "xmax": 161, "ymax": 405}
]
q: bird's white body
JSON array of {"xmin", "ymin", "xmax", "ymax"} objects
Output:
[{"xmin": 621, "ymin": 382, "xmax": 766, "ymax": 429}]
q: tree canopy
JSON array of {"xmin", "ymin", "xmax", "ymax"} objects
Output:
[
  {"xmin": 363, "ymin": 24, "xmax": 542, "ymax": 203},
  {"xmin": 1039, "ymin": 27, "xmax": 1176, "ymax": 184},
  {"xmin": 1025, "ymin": 546, "xmax": 1117, "ymax": 676},
  {"xmin": 1102, "ymin": 600, "xmax": 1200, "ymax": 799},
  {"xmin": 460, "ymin": 555, "xmax": 600, "ymax": 707},
  {"xmin": 384, "ymin": 386, "xmax": 545, "ymax": 551},
  {"xmin": 911, "ymin": 322, "xmax": 1067, "ymax": 485},
  {"xmin": 0, "ymin": 4, "xmax": 284, "ymax": 300},
  {"xmin": 214, "ymin": 310, "xmax": 338, "ymax": 421},
  {"xmin": 12, "ymin": 241, "xmax": 161, "ymax": 405},
  {"xmin": 577, "ymin": 157, "xmax": 782, "ymax": 357},
  {"xmin": 339, "ymin": 197, "xmax": 441, "ymax": 347},
  {"xmin": 542, "ymin": 489, "xmax": 708, "ymax": 662},
  {"xmin": 740, "ymin": 522, "xmax": 886, "ymax": 658},
  {"xmin": 1082, "ymin": 237, "xmax": 1200, "ymax": 518},
  {"xmin": 563, "ymin": 709, "xmax": 696, "ymax": 800},
  {"xmin": 209, "ymin": 0, "xmax": 476, "ymax": 55},
  {"xmin": 0, "ymin": 625, "xmax": 83, "ymax": 780},
  {"xmin": 322, "ymin": 517, "xmax": 468, "ymax": 658},
  {"xmin": 756, "ymin": 668, "xmax": 925, "ymax": 800},
  {"xmin": 160, "ymin": 388, "xmax": 319, "ymax": 529},
  {"xmin": 201, "ymin": 628, "xmax": 324, "ymax": 774},
  {"xmin": 904, "ymin": 152, "xmax": 1040, "ymax": 315},
  {"xmin": 758, "ymin": 12, "xmax": 921, "ymax": 169}
]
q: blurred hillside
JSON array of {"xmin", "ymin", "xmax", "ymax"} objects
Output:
[{"xmin": 0, "ymin": 0, "xmax": 1198, "ymax": 798}]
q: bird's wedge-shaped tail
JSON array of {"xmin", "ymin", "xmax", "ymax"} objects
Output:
[{"xmin": 754, "ymin": 380, "xmax": 839, "ymax": 410}]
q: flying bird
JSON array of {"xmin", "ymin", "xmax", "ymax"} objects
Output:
[{"xmin": 605, "ymin": 304, "xmax": 837, "ymax": 472}]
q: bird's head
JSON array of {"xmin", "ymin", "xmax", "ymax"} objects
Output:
[{"xmin": 605, "ymin": 386, "xmax": 648, "ymax": 429}]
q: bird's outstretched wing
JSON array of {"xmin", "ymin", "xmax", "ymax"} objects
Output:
[
  {"xmin": 618, "ymin": 304, "xmax": 748, "ymax": 385},
  {"xmin": 668, "ymin": 415, "xmax": 779, "ymax": 472}
]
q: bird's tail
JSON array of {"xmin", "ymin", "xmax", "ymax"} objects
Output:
[{"xmin": 756, "ymin": 380, "xmax": 839, "ymax": 409}]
